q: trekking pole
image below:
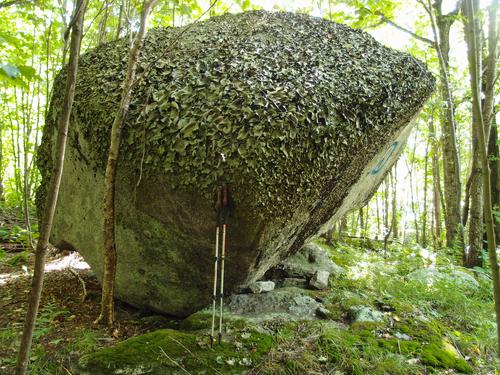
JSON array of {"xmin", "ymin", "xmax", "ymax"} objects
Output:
[
  {"xmin": 218, "ymin": 184, "xmax": 229, "ymax": 344},
  {"xmin": 210, "ymin": 187, "xmax": 223, "ymax": 347}
]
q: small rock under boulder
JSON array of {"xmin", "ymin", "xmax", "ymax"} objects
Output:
[
  {"xmin": 309, "ymin": 270, "xmax": 330, "ymax": 290},
  {"xmin": 248, "ymin": 281, "xmax": 275, "ymax": 294},
  {"xmin": 275, "ymin": 243, "xmax": 345, "ymax": 279}
]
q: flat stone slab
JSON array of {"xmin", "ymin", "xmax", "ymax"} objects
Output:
[{"xmin": 227, "ymin": 287, "xmax": 325, "ymax": 320}]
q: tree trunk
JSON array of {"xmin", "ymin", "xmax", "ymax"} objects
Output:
[
  {"xmin": 462, "ymin": 0, "xmax": 500, "ymax": 355},
  {"xmin": 489, "ymin": 118, "xmax": 500, "ymax": 244},
  {"xmin": 95, "ymin": 0, "xmax": 158, "ymax": 327},
  {"xmin": 21, "ymin": 86, "xmax": 34, "ymax": 246},
  {"xmin": 384, "ymin": 174, "xmax": 390, "ymax": 236},
  {"xmin": 422, "ymin": 139, "xmax": 429, "ymax": 247},
  {"xmin": 358, "ymin": 208, "xmax": 364, "ymax": 236},
  {"xmin": 6, "ymin": 92, "xmax": 23, "ymax": 197},
  {"xmin": 463, "ymin": 0, "xmax": 484, "ymax": 268},
  {"xmin": 172, "ymin": 2, "xmax": 176, "ymax": 27},
  {"xmin": 427, "ymin": 0, "xmax": 463, "ymax": 250},
  {"xmin": 466, "ymin": 147, "xmax": 483, "ymax": 267},
  {"xmin": 376, "ymin": 194, "xmax": 381, "ymax": 240},
  {"xmin": 484, "ymin": 0, "xmax": 499, "ymax": 244},
  {"xmin": 430, "ymin": 117, "xmax": 443, "ymax": 249},
  {"xmin": 390, "ymin": 167, "xmax": 398, "ymax": 240},
  {"xmin": 15, "ymin": 1, "xmax": 87, "ymax": 373},
  {"xmin": 407, "ymin": 135, "xmax": 420, "ymax": 245},
  {"xmin": 98, "ymin": 0, "xmax": 110, "ymax": 45},
  {"xmin": 339, "ymin": 216, "xmax": 347, "ymax": 240},
  {"xmin": 364, "ymin": 204, "xmax": 369, "ymax": 235},
  {"xmin": 116, "ymin": 0, "xmax": 124, "ymax": 40},
  {"xmin": 60, "ymin": 0, "xmax": 69, "ymax": 66},
  {"xmin": 462, "ymin": 171, "xmax": 472, "ymax": 227}
]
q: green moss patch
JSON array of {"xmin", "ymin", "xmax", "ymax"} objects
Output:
[
  {"xmin": 318, "ymin": 324, "xmax": 473, "ymax": 374},
  {"xmin": 421, "ymin": 341, "xmax": 472, "ymax": 373},
  {"xmin": 78, "ymin": 328, "xmax": 273, "ymax": 375}
]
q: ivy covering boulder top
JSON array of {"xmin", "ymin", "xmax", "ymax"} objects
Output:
[{"xmin": 37, "ymin": 10, "xmax": 434, "ymax": 317}]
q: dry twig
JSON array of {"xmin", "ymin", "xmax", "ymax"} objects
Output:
[
  {"xmin": 68, "ymin": 267, "xmax": 87, "ymax": 302},
  {"xmin": 158, "ymin": 347, "xmax": 192, "ymax": 375}
]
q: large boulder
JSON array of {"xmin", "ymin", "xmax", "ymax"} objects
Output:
[{"xmin": 37, "ymin": 11, "xmax": 434, "ymax": 317}]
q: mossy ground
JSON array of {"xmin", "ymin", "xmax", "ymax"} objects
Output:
[
  {"xmin": 79, "ymin": 328, "xmax": 273, "ymax": 374},
  {"xmin": 1, "ymin": 235, "xmax": 498, "ymax": 374}
]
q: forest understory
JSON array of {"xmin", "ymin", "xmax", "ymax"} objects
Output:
[
  {"xmin": 0, "ymin": 207, "xmax": 498, "ymax": 375},
  {"xmin": 1, "ymin": 0, "xmax": 499, "ymax": 373}
]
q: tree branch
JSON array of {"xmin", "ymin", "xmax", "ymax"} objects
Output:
[
  {"xmin": 0, "ymin": 0, "xmax": 33, "ymax": 9},
  {"xmin": 416, "ymin": 0, "xmax": 433, "ymax": 17},
  {"xmin": 63, "ymin": 0, "xmax": 87, "ymax": 42},
  {"xmin": 376, "ymin": 12, "xmax": 436, "ymax": 47}
]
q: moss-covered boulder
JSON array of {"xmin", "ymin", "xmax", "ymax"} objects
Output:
[{"xmin": 37, "ymin": 11, "xmax": 434, "ymax": 316}]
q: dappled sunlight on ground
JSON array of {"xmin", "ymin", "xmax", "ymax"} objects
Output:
[
  {"xmin": 416, "ymin": 246, "xmax": 437, "ymax": 267},
  {"xmin": 45, "ymin": 251, "xmax": 90, "ymax": 272},
  {"xmin": 349, "ymin": 259, "xmax": 370, "ymax": 280},
  {"xmin": 0, "ymin": 269, "xmax": 27, "ymax": 285},
  {"xmin": 0, "ymin": 251, "xmax": 90, "ymax": 285}
]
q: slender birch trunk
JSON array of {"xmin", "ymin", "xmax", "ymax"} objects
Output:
[
  {"xmin": 358, "ymin": 208, "xmax": 364, "ymax": 237},
  {"xmin": 15, "ymin": 1, "xmax": 87, "ymax": 373},
  {"xmin": 384, "ymin": 175, "xmax": 390, "ymax": 236},
  {"xmin": 95, "ymin": 0, "xmax": 158, "ymax": 327}
]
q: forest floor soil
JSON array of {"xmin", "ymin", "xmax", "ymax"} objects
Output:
[
  {"xmin": 0, "ymin": 209, "xmax": 499, "ymax": 374},
  {"xmin": 0, "ymin": 208, "xmax": 180, "ymax": 374}
]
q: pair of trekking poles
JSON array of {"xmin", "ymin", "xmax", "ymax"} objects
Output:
[{"xmin": 210, "ymin": 181, "xmax": 231, "ymax": 347}]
